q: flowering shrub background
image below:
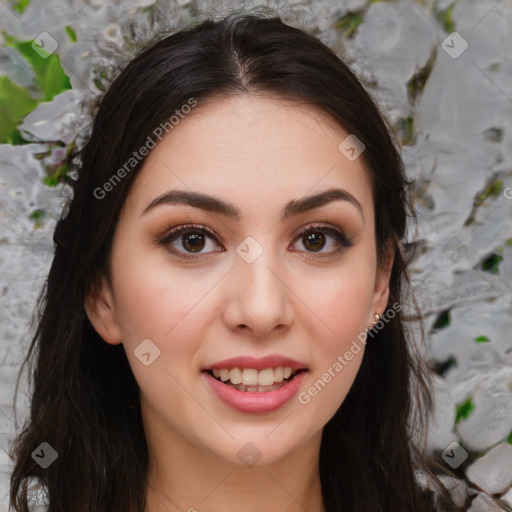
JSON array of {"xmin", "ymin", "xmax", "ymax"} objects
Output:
[{"xmin": 0, "ymin": 0, "xmax": 511, "ymax": 509}]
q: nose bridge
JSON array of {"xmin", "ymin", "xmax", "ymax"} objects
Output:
[{"xmin": 226, "ymin": 234, "xmax": 292, "ymax": 334}]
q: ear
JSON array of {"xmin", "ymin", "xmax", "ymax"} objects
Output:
[
  {"xmin": 84, "ymin": 273, "xmax": 123, "ymax": 345},
  {"xmin": 370, "ymin": 242, "xmax": 395, "ymax": 324}
]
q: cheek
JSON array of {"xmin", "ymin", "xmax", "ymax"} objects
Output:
[
  {"xmin": 307, "ymin": 252, "xmax": 375, "ymax": 349},
  {"xmin": 296, "ymin": 253, "xmax": 374, "ymax": 418},
  {"xmin": 115, "ymin": 263, "xmax": 209, "ymax": 401},
  {"xmin": 311, "ymin": 279, "xmax": 369, "ymax": 386},
  {"xmin": 296, "ymin": 293, "xmax": 366, "ymax": 432},
  {"xmin": 317, "ymin": 277, "xmax": 373, "ymax": 332},
  {"xmin": 110, "ymin": 245, "xmax": 210, "ymax": 340}
]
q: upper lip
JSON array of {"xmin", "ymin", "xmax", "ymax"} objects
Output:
[{"xmin": 204, "ymin": 355, "xmax": 308, "ymax": 371}]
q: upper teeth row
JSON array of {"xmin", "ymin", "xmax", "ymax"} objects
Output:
[{"xmin": 212, "ymin": 367, "xmax": 295, "ymax": 386}]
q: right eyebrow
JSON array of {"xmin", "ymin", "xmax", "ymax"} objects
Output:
[{"xmin": 142, "ymin": 189, "xmax": 240, "ymax": 218}]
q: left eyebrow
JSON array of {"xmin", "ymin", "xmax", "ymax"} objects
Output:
[
  {"xmin": 282, "ymin": 188, "xmax": 364, "ymax": 221},
  {"xmin": 142, "ymin": 187, "xmax": 364, "ymax": 221}
]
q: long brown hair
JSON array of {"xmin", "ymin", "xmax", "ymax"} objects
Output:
[{"xmin": 10, "ymin": 14, "xmax": 461, "ymax": 511}]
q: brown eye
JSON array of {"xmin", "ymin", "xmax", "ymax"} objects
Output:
[
  {"xmin": 181, "ymin": 232, "xmax": 206, "ymax": 252},
  {"xmin": 290, "ymin": 224, "xmax": 354, "ymax": 256},
  {"xmin": 158, "ymin": 224, "xmax": 223, "ymax": 260},
  {"xmin": 302, "ymin": 231, "xmax": 326, "ymax": 252}
]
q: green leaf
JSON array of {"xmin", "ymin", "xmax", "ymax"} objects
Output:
[
  {"xmin": 29, "ymin": 208, "xmax": 44, "ymax": 228},
  {"xmin": 474, "ymin": 335, "xmax": 490, "ymax": 343},
  {"xmin": 476, "ymin": 179, "xmax": 503, "ymax": 206},
  {"xmin": 482, "ymin": 253, "xmax": 503, "ymax": 274},
  {"xmin": 43, "ymin": 175, "xmax": 59, "ymax": 187},
  {"xmin": 400, "ymin": 116, "xmax": 416, "ymax": 145},
  {"xmin": 65, "ymin": 26, "xmax": 77, "ymax": 43},
  {"xmin": 42, "ymin": 56, "xmax": 72, "ymax": 101},
  {"xmin": 336, "ymin": 12, "xmax": 364, "ymax": 39},
  {"xmin": 433, "ymin": 309, "xmax": 451, "ymax": 330},
  {"xmin": 0, "ymin": 32, "xmax": 72, "ymax": 144},
  {"xmin": 508, "ymin": 431, "xmax": 512, "ymax": 445},
  {"xmin": 436, "ymin": 6, "xmax": 455, "ymax": 33},
  {"xmin": 2, "ymin": 31, "xmax": 71, "ymax": 101},
  {"xmin": 455, "ymin": 397, "xmax": 475, "ymax": 424},
  {"xmin": 33, "ymin": 149, "xmax": 52, "ymax": 160},
  {"xmin": 407, "ymin": 51, "xmax": 436, "ymax": 101},
  {"xmin": 12, "ymin": 0, "xmax": 30, "ymax": 13},
  {"xmin": 44, "ymin": 161, "xmax": 70, "ymax": 187},
  {"xmin": 0, "ymin": 75, "xmax": 39, "ymax": 144}
]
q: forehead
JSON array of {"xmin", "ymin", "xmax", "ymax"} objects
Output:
[{"xmin": 124, "ymin": 94, "xmax": 374, "ymax": 220}]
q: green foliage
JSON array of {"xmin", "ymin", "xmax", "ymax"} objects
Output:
[
  {"xmin": 29, "ymin": 208, "xmax": 44, "ymax": 228},
  {"xmin": 0, "ymin": 76, "xmax": 39, "ymax": 144},
  {"xmin": 0, "ymin": 31, "xmax": 72, "ymax": 144},
  {"xmin": 65, "ymin": 26, "xmax": 77, "ymax": 43},
  {"xmin": 465, "ymin": 179, "xmax": 504, "ymax": 225},
  {"xmin": 400, "ymin": 117, "xmax": 416, "ymax": 145},
  {"xmin": 12, "ymin": 0, "xmax": 30, "ymax": 13},
  {"xmin": 455, "ymin": 397, "xmax": 475, "ymax": 424},
  {"xmin": 430, "ymin": 355, "xmax": 456, "ymax": 377},
  {"xmin": 33, "ymin": 148, "xmax": 52, "ymax": 160},
  {"xmin": 42, "ymin": 140, "xmax": 75, "ymax": 187},
  {"xmin": 475, "ymin": 179, "xmax": 503, "ymax": 207},
  {"xmin": 474, "ymin": 335, "xmax": 489, "ymax": 343},
  {"xmin": 336, "ymin": 12, "xmax": 364, "ymax": 39},
  {"xmin": 43, "ymin": 161, "xmax": 69, "ymax": 187},
  {"xmin": 433, "ymin": 309, "xmax": 451, "ymax": 330},
  {"xmin": 2, "ymin": 32, "xmax": 71, "ymax": 101},
  {"xmin": 407, "ymin": 51, "xmax": 436, "ymax": 101},
  {"xmin": 436, "ymin": 6, "xmax": 455, "ymax": 33},
  {"xmin": 482, "ymin": 253, "xmax": 503, "ymax": 274},
  {"xmin": 508, "ymin": 431, "xmax": 512, "ymax": 445}
]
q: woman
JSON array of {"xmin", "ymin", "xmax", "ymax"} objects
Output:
[{"xmin": 10, "ymin": 13, "xmax": 461, "ymax": 512}]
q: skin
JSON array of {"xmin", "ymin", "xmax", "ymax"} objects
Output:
[{"xmin": 85, "ymin": 94, "xmax": 393, "ymax": 512}]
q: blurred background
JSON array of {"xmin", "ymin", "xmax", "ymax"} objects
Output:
[{"xmin": 0, "ymin": 0, "xmax": 511, "ymax": 510}]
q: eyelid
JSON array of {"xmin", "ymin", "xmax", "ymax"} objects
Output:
[
  {"xmin": 159, "ymin": 222, "xmax": 218, "ymax": 241},
  {"xmin": 157, "ymin": 221, "xmax": 353, "ymax": 259},
  {"xmin": 157, "ymin": 223, "xmax": 222, "ymax": 260},
  {"xmin": 292, "ymin": 222, "xmax": 354, "ymax": 248}
]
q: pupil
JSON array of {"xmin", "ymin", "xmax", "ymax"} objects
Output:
[
  {"xmin": 183, "ymin": 233, "xmax": 205, "ymax": 252},
  {"xmin": 305, "ymin": 232, "xmax": 325, "ymax": 252}
]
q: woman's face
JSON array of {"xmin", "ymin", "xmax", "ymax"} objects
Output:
[{"xmin": 86, "ymin": 94, "xmax": 392, "ymax": 468}]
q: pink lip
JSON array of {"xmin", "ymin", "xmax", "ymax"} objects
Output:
[
  {"xmin": 204, "ymin": 355, "xmax": 307, "ymax": 371},
  {"xmin": 203, "ymin": 370, "xmax": 307, "ymax": 414}
]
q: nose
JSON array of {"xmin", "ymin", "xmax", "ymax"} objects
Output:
[{"xmin": 222, "ymin": 247, "xmax": 294, "ymax": 339}]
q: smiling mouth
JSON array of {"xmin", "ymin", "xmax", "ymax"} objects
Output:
[{"xmin": 205, "ymin": 367, "xmax": 307, "ymax": 393}]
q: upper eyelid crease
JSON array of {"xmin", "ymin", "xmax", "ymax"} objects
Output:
[
  {"xmin": 142, "ymin": 187, "xmax": 364, "ymax": 223},
  {"xmin": 158, "ymin": 223, "xmax": 353, "ymax": 258}
]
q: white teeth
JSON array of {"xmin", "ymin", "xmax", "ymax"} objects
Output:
[
  {"xmin": 211, "ymin": 366, "xmax": 298, "ymax": 388},
  {"xmin": 234, "ymin": 383, "xmax": 283, "ymax": 392},
  {"xmin": 258, "ymin": 368, "xmax": 275, "ymax": 386},
  {"xmin": 229, "ymin": 368, "xmax": 243, "ymax": 385},
  {"xmin": 242, "ymin": 369, "xmax": 258, "ymax": 386}
]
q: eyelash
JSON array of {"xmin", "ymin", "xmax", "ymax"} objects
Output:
[{"xmin": 157, "ymin": 222, "xmax": 354, "ymax": 260}]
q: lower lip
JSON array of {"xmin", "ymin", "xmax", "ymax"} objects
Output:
[{"xmin": 203, "ymin": 370, "xmax": 307, "ymax": 414}]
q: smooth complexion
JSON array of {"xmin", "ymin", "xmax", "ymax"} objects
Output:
[{"xmin": 85, "ymin": 94, "xmax": 393, "ymax": 512}]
